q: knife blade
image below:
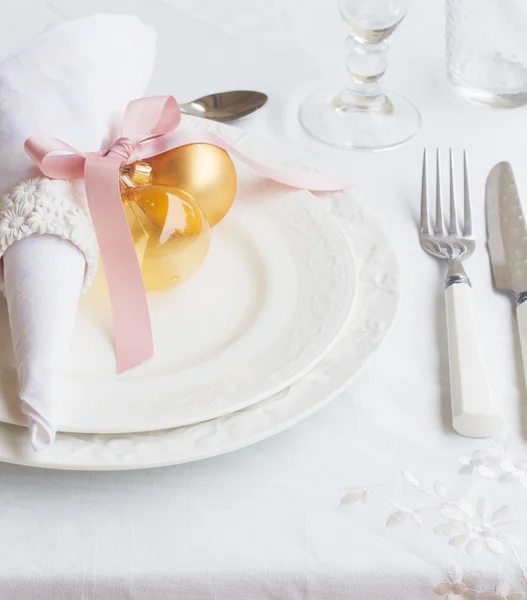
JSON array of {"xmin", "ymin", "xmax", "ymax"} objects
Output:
[
  {"xmin": 486, "ymin": 161, "xmax": 527, "ymax": 298},
  {"xmin": 487, "ymin": 161, "xmax": 527, "ymax": 407}
]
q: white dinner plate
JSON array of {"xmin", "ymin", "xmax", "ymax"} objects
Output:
[
  {"xmin": 0, "ymin": 146, "xmax": 355, "ymax": 434},
  {"xmin": 0, "ymin": 118, "xmax": 399, "ymax": 468},
  {"xmin": 0, "ymin": 179, "xmax": 398, "ymax": 470}
]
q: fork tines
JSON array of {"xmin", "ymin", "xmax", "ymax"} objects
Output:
[{"xmin": 420, "ymin": 149, "xmax": 472, "ymax": 239}]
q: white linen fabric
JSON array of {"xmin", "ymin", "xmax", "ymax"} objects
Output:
[
  {"xmin": 0, "ymin": 14, "xmax": 156, "ymax": 449},
  {"xmin": 0, "ymin": 14, "xmax": 157, "ymax": 192},
  {"xmin": 0, "ymin": 177, "xmax": 97, "ymax": 450},
  {"xmin": 0, "ymin": 0, "xmax": 524, "ymax": 599},
  {"xmin": 3, "ymin": 234, "xmax": 85, "ymax": 451}
]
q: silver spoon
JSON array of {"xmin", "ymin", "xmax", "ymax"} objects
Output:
[{"xmin": 180, "ymin": 90, "xmax": 268, "ymax": 122}]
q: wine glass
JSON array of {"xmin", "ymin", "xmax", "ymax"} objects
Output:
[{"xmin": 299, "ymin": 0, "xmax": 421, "ymax": 151}]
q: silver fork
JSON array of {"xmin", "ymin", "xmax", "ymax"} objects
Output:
[{"xmin": 420, "ymin": 149, "xmax": 503, "ymax": 438}]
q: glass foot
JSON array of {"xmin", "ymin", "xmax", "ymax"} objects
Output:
[{"xmin": 299, "ymin": 87, "xmax": 421, "ymax": 151}]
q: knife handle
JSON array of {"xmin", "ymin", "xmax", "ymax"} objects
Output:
[
  {"xmin": 445, "ymin": 280, "xmax": 504, "ymax": 438},
  {"xmin": 516, "ymin": 300, "xmax": 527, "ymax": 386}
]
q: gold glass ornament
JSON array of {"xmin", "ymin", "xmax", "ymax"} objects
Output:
[
  {"xmin": 119, "ymin": 171, "xmax": 210, "ymax": 292},
  {"xmin": 128, "ymin": 143, "xmax": 237, "ymax": 227}
]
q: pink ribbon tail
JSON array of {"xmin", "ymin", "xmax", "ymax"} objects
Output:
[
  {"xmin": 131, "ymin": 129, "xmax": 348, "ymax": 191},
  {"xmin": 84, "ymin": 155, "xmax": 153, "ymax": 373}
]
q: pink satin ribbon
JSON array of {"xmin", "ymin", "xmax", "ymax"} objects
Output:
[{"xmin": 25, "ymin": 96, "xmax": 347, "ymax": 373}]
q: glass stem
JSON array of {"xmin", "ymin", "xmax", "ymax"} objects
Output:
[{"xmin": 339, "ymin": 35, "xmax": 390, "ymax": 112}]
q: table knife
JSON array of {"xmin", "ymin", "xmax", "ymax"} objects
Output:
[{"xmin": 487, "ymin": 161, "xmax": 527, "ymax": 392}]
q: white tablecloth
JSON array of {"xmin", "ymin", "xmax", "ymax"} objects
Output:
[{"xmin": 0, "ymin": 0, "xmax": 527, "ymax": 598}]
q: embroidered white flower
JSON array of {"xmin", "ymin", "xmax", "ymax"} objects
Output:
[
  {"xmin": 458, "ymin": 442, "xmax": 527, "ymax": 490},
  {"xmin": 343, "ymin": 447, "xmax": 527, "ymax": 594},
  {"xmin": 434, "ymin": 566, "xmax": 477, "ymax": 600},
  {"xmin": 480, "ymin": 580, "xmax": 526, "ymax": 600},
  {"xmin": 343, "ymin": 468, "xmax": 524, "ymax": 560},
  {"xmin": 0, "ymin": 203, "xmax": 33, "ymax": 246},
  {"xmin": 434, "ymin": 568, "xmax": 525, "ymax": 600},
  {"xmin": 458, "ymin": 449, "xmax": 500, "ymax": 478},
  {"xmin": 436, "ymin": 499, "xmax": 516, "ymax": 556}
]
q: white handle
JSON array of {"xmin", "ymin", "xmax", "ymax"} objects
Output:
[
  {"xmin": 445, "ymin": 282, "xmax": 504, "ymax": 437},
  {"xmin": 516, "ymin": 301, "xmax": 527, "ymax": 386}
]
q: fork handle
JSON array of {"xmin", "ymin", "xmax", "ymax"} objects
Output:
[{"xmin": 445, "ymin": 276, "xmax": 504, "ymax": 438}]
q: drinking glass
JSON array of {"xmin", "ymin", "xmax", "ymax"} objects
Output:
[
  {"xmin": 299, "ymin": 0, "xmax": 421, "ymax": 151},
  {"xmin": 446, "ymin": 0, "xmax": 527, "ymax": 108}
]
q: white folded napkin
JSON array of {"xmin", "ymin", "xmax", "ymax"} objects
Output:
[
  {"xmin": 0, "ymin": 14, "xmax": 157, "ymax": 450},
  {"xmin": 3, "ymin": 234, "xmax": 85, "ymax": 450}
]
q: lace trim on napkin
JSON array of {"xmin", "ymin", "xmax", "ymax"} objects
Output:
[{"xmin": 0, "ymin": 177, "xmax": 98, "ymax": 291}]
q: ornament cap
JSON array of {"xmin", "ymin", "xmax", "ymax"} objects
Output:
[{"xmin": 120, "ymin": 161, "xmax": 153, "ymax": 190}]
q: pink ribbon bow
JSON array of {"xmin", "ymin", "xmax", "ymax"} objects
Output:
[{"xmin": 25, "ymin": 96, "xmax": 347, "ymax": 373}]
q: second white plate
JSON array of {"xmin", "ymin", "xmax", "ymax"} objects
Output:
[{"xmin": 0, "ymin": 185, "xmax": 355, "ymax": 433}]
